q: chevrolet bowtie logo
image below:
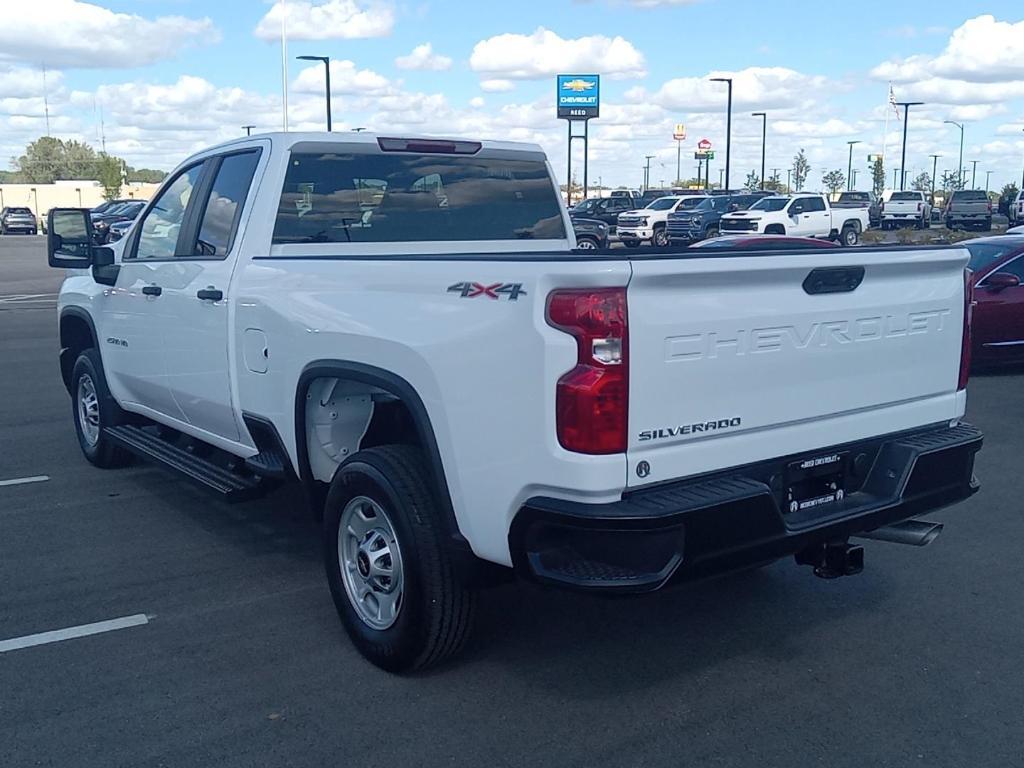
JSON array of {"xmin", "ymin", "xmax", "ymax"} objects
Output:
[{"xmin": 561, "ymin": 79, "xmax": 595, "ymax": 92}]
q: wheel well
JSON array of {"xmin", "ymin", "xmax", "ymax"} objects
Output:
[
  {"xmin": 764, "ymin": 224, "xmax": 785, "ymax": 235},
  {"xmin": 293, "ymin": 363, "xmax": 464, "ymax": 551},
  {"xmin": 842, "ymin": 219, "xmax": 862, "ymax": 232},
  {"xmin": 59, "ymin": 312, "xmax": 97, "ymax": 393}
]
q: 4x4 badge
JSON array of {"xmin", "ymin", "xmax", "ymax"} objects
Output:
[{"xmin": 447, "ymin": 282, "xmax": 527, "ymax": 301}]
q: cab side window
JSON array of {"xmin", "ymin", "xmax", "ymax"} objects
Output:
[
  {"xmin": 131, "ymin": 163, "xmax": 204, "ymax": 260},
  {"xmin": 192, "ymin": 151, "xmax": 261, "ymax": 258}
]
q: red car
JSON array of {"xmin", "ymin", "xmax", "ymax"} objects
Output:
[{"xmin": 966, "ymin": 236, "xmax": 1024, "ymax": 367}]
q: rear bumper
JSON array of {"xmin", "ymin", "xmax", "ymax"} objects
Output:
[{"xmin": 510, "ymin": 423, "xmax": 982, "ymax": 592}]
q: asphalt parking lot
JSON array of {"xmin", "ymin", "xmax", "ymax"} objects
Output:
[{"xmin": 2, "ymin": 235, "xmax": 1023, "ymax": 767}]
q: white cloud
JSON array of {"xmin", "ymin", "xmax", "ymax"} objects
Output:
[
  {"xmin": 395, "ymin": 43, "xmax": 452, "ymax": 71},
  {"xmin": 642, "ymin": 67, "xmax": 829, "ymax": 112},
  {"xmin": 0, "ymin": 0, "xmax": 217, "ymax": 69},
  {"xmin": 293, "ymin": 59, "xmax": 390, "ymax": 95},
  {"xmin": 0, "ymin": 66, "xmax": 63, "ymax": 99},
  {"xmin": 874, "ymin": 15, "xmax": 1024, "ymax": 84},
  {"xmin": 254, "ymin": 0, "xmax": 393, "ymax": 42},
  {"xmin": 480, "ymin": 79, "xmax": 515, "ymax": 92},
  {"xmin": 469, "ymin": 27, "xmax": 646, "ymax": 80},
  {"xmin": 469, "ymin": 97, "xmax": 485, "ymax": 108}
]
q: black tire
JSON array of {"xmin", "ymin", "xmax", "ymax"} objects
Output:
[
  {"xmin": 622, "ymin": 240, "xmax": 640, "ymax": 248},
  {"xmin": 652, "ymin": 225, "xmax": 669, "ymax": 247},
  {"xmin": 840, "ymin": 225, "xmax": 859, "ymax": 247},
  {"xmin": 575, "ymin": 236, "xmax": 599, "ymax": 250},
  {"xmin": 70, "ymin": 349, "xmax": 132, "ymax": 468},
  {"xmin": 982, "ymin": 218, "xmax": 992, "ymax": 232},
  {"xmin": 946, "ymin": 219, "xmax": 955, "ymax": 230},
  {"xmin": 323, "ymin": 445, "xmax": 476, "ymax": 673},
  {"xmin": 705, "ymin": 224, "xmax": 720, "ymax": 239}
]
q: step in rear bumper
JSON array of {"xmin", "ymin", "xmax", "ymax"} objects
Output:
[{"xmin": 510, "ymin": 423, "xmax": 982, "ymax": 593}]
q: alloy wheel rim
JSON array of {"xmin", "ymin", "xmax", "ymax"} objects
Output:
[
  {"xmin": 77, "ymin": 374, "xmax": 100, "ymax": 447},
  {"xmin": 338, "ymin": 495, "xmax": 404, "ymax": 631}
]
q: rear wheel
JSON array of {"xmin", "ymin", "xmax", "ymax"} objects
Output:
[
  {"xmin": 575, "ymin": 236, "xmax": 599, "ymax": 250},
  {"xmin": 71, "ymin": 349, "xmax": 132, "ymax": 468},
  {"xmin": 982, "ymin": 218, "xmax": 993, "ymax": 231},
  {"xmin": 840, "ymin": 224, "xmax": 859, "ymax": 247},
  {"xmin": 323, "ymin": 445, "xmax": 476, "ymax": 672}
]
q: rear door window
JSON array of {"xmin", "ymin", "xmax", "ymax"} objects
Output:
[
  {"xmin": 273, "ymin": 151, "xmax": 566, "ymax": 243},
  {"xmin": 192, "ymin": 150, "xmax": 261, "ymax": 257},
  {"xmin": 804, "ymin": 197, "xmax": 826, "ymax": 212}
]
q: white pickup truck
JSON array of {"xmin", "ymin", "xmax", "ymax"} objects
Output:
[
  {"xmin": 48, "ymin": 133, "xmax": 982, "ymax": 672},
  {"xmin": 719, "ymin": 193, "xmax": 869, "ymax": 246},
  {"xmin": 881, "ymin": 191, "xmax": 932, "ymax": 230}
]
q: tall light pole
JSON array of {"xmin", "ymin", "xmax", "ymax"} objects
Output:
[
  {"xmin": 719, "ymin": 168, "xmax": 724, "ymax": 189},
  {"xmin": 970, "ymin": 160, "xmax": 979, "ymax": 190},
  {"xmin": 846, "ymin": 140, "xmax": 861, "ymax": 191},
  {"xmin": 852, "ymin": 168, "xmax": 858, "ymax": 188},
  {"xmin": 944, "ymin": 120, "xmax": 965, "ymax": 189},
  {"xmin": 711, "ymin": 77, "xmax": 733, "ymax": 191},
  {"xmin": 296, "ymin": 55, "xmax": 332, "ymax": 131},
  {"xmin": 752, "ymin": 112, "xmax": 766, "ymax": 189},
  {"xmin": 786, "ymin": 168, "xmax": 791, "ymax": 192},
  {"xmin": 929, "ymin": 154, "xmax": 940, "ymax": 202},
  {"xmin": 985, "ymin": 170, "xmax": 993, "ymax": 194},
  {"xmin": 893, "ymin": 167, "xmax": 900, "ymax": 189},
  {"xmin": 242, "ymin": 124, "xmax": 255, "ymax": 136},
  {"xmin": 895, "ymin": 101, "xmax": 924, "ymax": 191},
  {"xmin": 643, "ymin": 155, "xmax": 654, "ymax": 191}
]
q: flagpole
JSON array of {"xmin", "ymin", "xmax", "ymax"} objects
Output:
[
  {"xmin": 882, "ymin": 82, "xmax": 890, "ymax": 172},
  {"xmin": 280, "ymin": 0, "xmax": 289, "ymax": 132}
]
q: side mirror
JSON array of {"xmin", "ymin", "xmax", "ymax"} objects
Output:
[
  {"xmin": 789, "ymin": 205, "xmax": 804, "ymax": 216},
  {"xmin": 47, "ymin": 208, "xmax": 94, "ymax": 269},
  {"xmin": 985, "ymin": 272, "xmax": 1021, "ymax": 291}
]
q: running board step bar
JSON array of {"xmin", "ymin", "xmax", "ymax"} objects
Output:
[{"xmin": 104, "ymin": 425, "xmax": 266, "ymax": 502}]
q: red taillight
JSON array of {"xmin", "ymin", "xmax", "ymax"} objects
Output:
[
  {"xmin": 987, "ymin": 201, "xmax": 993, "ymax": 213},
  {"xmin": 959, "ymin": 269, "xmax": 974, "ymax": 391},
  {"xmin": 547, "ymin": 288, "xmax": 628, "ymax": 454}
]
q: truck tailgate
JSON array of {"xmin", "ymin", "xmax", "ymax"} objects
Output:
[{"xmin": 626, "ymin": 248, "xmax": 968, "ymax": 487}]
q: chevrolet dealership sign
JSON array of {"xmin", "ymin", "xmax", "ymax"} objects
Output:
[{"xmin": 557, "ymin": 74, "xmax": 600, "ymax": 119}]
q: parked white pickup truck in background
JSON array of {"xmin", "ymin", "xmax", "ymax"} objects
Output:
[
  {"xmin": 616, "ymin": 195, "xmax": 697, "ymax": 247},
  {"xmin": 719, "ymin": 194, "xmax": 868, "ymax": 245},
  {"xmin": 881, "ymin": 191, "xmax": 932, "ymax": 230},
  {"xmin": 48, "ymin": 132, "xmax": 982, "ymax": 672}
]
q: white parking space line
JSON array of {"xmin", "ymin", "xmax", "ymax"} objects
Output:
[
  {"xmin": 0, "ymin": 475, "xmax": 50, "ymax": 487},
  {"xmin": 0, "ymin": 293, "xmax": 58, "ymax": 303},
  {"xmin": 0, "ymin": 614, "xmax": 150, "ymax": 653}
]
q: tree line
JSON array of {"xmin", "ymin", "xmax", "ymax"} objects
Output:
[{"xmin": 1, "ymin": 137, "xmax": 166, "ymax": 199}]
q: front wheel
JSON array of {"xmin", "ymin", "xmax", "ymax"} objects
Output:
[
  {"xmin": 705, "ymin": 225, "xmax": 720, "ymax": 239},
  {"xmin": 71, "ymin": 349, "xmax": 132, "ymax": 468},
  {"xmin": 652, "ymin": 226, "xmax": 669, "ymax": 247},
  {"xmin": 622, "ymin": 240, "xmax": 641, "ymax": 248},
  {"xmin": 323, "ymin": 445, "xmax": 476, "ymax": 673}
]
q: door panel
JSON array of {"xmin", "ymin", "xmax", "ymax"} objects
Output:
[
  {"xmin": 160, "ymin": 149, "xmax": 262, "ymax": 443},
  {"xmin": 975, "ymin": 257, "xmax": 1024, "ymax": 363}
]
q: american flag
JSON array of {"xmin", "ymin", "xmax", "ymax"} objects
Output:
[{"xmin": 889, "ymin": 84, "xmax": 901, "ymax": 121}]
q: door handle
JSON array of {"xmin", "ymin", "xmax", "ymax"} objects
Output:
[
  {"xmin": 141, "ymin": 285, "xmax": 162, "ymax": 297},
  {"xmin": 197, "ymin": 287, "xmax": 223, "ymax": 301}
]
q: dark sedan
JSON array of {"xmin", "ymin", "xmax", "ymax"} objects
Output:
[
  {"xmin": 91, "ymin": 200, "xmax": 147, "ymax": 243},
  {"xmin": 965, "ymin": 236, "xmax": 1024, "ymax": 367},
  {"xmin": 571, "ymin": 217, "xmax": 609, "ymax": 250}
]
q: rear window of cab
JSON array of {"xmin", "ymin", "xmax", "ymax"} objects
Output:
[{"xmin": 273, "ymin": 151, "xmax": 566, "ymax": 244}]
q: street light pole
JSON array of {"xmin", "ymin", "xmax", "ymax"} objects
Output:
[
  {"xmin": 970, "ymin": 160, "xmax": 979, "ymax": 190},
  {"xmin": 752, "ymin": 112, "xmax": 766, "ymax": 189},
  {"xmin": 786, "ymin": 168, "xmax": 791, "ymax": 192},
  {"xmin": 711, "ymin": 77, "xmax": 733, "ymax": 191},
  {"xmin": 846, "ymin": 140, "xmax": 861, "ymax": 191},
  {"xmin": 644, "ymin": 155, "xmax": 654, "ymax": 191},
  {"xmin": 296, "ymin": 55, "xmax": 332, "ymax": 131},
  {"xmin": 985, "ymin": 170, "xmax": 993, "ymax": 193},
  {"xmin": 242, "ymin": 124, "xmax": 255, "ymax": 136},
  {"xmin": 929, "ymin": 154, "xmax": 940, "ymax": 202},
  {"xmin": 852, "ymin": 169, "xmax": 858, "ymax": 188},
  {"xmin": 895, "ymin": 101, "xmax": 924, "ymax": 191},
  {"xmin": 944, "ymin": 120, "xmax": 965, "ymax": 190},
  {"xmin": 893, "ymin": 167, "xmax": 900, "ymax": 189}
]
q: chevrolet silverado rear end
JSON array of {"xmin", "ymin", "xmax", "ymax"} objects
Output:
[{"xmin": 514, "ymin": 246, "xmax": 981, "ymax": 591}]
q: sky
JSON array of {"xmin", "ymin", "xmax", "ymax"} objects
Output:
[{"xmin": 1, "ymin": 0, "xmax": 1023, "ymax": 193}]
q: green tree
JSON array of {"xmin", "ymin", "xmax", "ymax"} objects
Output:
[
  {"xmin": 911, "ymin": 172, "xmax": 932, "ymax": 193},
  {"xmin": 940, "ymin": 170, "xmax": 965, "ymax": 194},
  {"xmin": 744, "ymin": 171, "xmax": 760, "ymax": 191},
  {"xmin": 763, "ymin": 170, "xmax": 784, "ymax": 192},
  {"xmin": 126, "ymin": 167, "xmax": 167, "ymax": 183},
  {"xmin": 97, "ymin": 153, "xmax": 124, "ymax": 200},
  {"xmin": 871, "ymin": 156, "xmax": 885, "ymax": 198},
  {"xmin": 14, "ymin": 136, "xmax": 66, "ymax": 183},
  {"xmin": 822, "ymin": 169, "xmax": 846, "ymax": 196},
  {"xmin": 998, "ymin": 182, "xmax": 1019, "ymax": 216},
  {"xmin": 62, "ymin": 140, "xmax": 99, "ymax": 178},
  {"xmin": 791, "ymin": 148, "xmax": 810, "ymax": 192}
]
